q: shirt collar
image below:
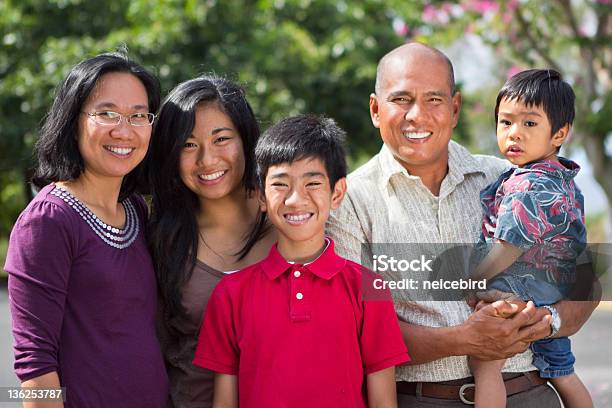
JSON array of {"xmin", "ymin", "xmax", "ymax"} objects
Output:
[
  {"xmin": 447, "ymin": 140, "xmax": 487, "ymax": 176},
  {"xmin": 378, "ymin": 140, "xmax": 486, "ymax": 186},
  {"xmin": 261, "ymin": 237, "xmax": 346, "ymax": 280},
  {"xmin": 513, "ymin": 157, "xmax": 580, "ymax": 180}
]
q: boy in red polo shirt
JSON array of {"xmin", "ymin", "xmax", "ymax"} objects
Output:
[{"xmin": 193, "ymin": 114, "xmax": 409, "ymax": 407}]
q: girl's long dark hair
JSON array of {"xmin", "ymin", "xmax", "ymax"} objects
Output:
[{"xmin": 148, "ymin": 75, "xmax": 267, "ymax": 327}]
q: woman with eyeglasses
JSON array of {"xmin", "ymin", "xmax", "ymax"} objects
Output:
[
  {"xmin": 148, "ymin": 76, "xmax": 276, "ymax": 407},
  {"xmin": 4, "ymin": 52, "xmax": 168, "ymax": 407}
]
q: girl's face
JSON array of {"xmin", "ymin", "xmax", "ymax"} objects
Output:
[
  {"xmin": 179, "ymin": 104, "xmax": 246, "ymax": 201},
  {"xmin": 78, "ymin": 72, "xmax": 152, "ymax": 180}
]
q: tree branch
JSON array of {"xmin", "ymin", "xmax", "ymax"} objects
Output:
[
  {"xmin": 556, "ymin": 0, "xmax": 580, "ymax": 37},
  {"xmin": 583, "ymin": 132, "xmax": 612, "ymax": 205},
  {"xmin": 555, "ymin": 0, "xmax": 598, "ymax": 100},
  {"xmin": 593, "ymin": 4, "xmax": 611, "ymax": 79},
  {"xmin": 514, "ymin": 5, "xmax": 561, "ymax": 72}
]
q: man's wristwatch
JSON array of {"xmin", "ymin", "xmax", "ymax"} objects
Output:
[{"xmin": 542, "ymin": 305, "xmax": 561, "ymax": 338}]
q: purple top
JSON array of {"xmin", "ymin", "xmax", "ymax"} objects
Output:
[{"xmin": 5, "ymin": 184, "xmax": 168, "ymax": 407}]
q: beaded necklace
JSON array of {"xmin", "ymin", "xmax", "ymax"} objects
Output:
[{"xmin": 50, "ymin": 185, "xmax": 139, "ymax": 249}]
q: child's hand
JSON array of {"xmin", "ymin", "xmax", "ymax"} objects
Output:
[
  {"xmin": 474, "ymin": 295, "xmax": 519, "ymax": 318},
  {"xmin": 466, "ymin": 288, "xmax": 515, "ymax": 311},
  {"xmin": 475, "ymin": 289, "xmax": 519, "ymax": 303},
  {"xmin": 465, "ymin": 291, "xmax": 480, "ymax": 309},
  {"xmin": 474, "ymin": 289, "xmax": 521, "ymax": 319}
]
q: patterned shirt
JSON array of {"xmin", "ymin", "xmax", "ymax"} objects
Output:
[
  {"xmin": 326, "ymin": 141, "xmax": 537, "ymax": 382},
  {"xmin": 479, "ymin": 157, "xmax": 586, "ymax": 285}
]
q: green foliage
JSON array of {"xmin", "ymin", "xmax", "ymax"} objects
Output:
[
  {"xmin": 0, "ymin": 0, "xmax": 419, "ymax": 235},
  {"xmin": 406, "ymin": 0, "xmax": 611, "ymax": 210},
  {"xmin": 0, "ymin": 172, "xmax": 26, "ymax": 237},
  {"xmin": 0, "ymin": 237, "xmax": 7, "ymax": 278},
  {"xmin": 1, "ymin": 0, "xmax": 609, "ymax": 240},
  {"xmin": 585, "ymin": 92, "xmax": 612, "ymax": 137},
  {"xmin": 586, "ymin": 211, "xmax": 608, "ymax": 244}
]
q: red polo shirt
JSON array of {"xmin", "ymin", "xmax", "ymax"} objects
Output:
[{"xmin": 193, "ymin": 238, "xmax": 409, "ymax": 408}]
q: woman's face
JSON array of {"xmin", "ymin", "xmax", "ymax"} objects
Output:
[
  {"xmin": 179, "ymin": 104, "xmax": 246, "ymax": 201},
  {"xmin": 77, "ymin": 72, "xmax": 152, "ymax": 181}
]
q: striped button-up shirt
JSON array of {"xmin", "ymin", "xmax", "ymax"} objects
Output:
[{"xmin": 326, "ymin": 140, "xmax": 536, "ymax": 382}]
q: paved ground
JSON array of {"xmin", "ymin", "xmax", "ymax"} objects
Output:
[
  {"xmin": 571, "ymin": 303, "xmax": 612, "ymax": 407},
  {"xmin": 1, "ymin": 287, "xmax": 19, "ymax": 407},
  {"xmin": 0, "ymin": 288, "xmax": 610, "ymax": 406}
]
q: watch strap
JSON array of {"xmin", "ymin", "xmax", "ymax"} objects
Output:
[{"xmin": 542, "ymin": 305, "xmax": 560, "ymax": 338}]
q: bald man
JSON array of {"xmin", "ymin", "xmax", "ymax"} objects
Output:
[{"xmin": 326, "ymin": 42, "xmax": 597, "ymax": 407}]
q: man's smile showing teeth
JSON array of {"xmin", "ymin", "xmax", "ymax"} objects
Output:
[
  {"xmin": 284, "ymin": 213, "xmax": 313, "ymax": 225},
  {"xmin": 104, "ymin": 146, "xmax": 134, "ymax": 155},
  {"xmin": 198, "ymin": 171, "xmax": 226, "ymax": 181},
  {"xmin": 404, "ymin": 131, "xmax": 432, "ymax": 140}
]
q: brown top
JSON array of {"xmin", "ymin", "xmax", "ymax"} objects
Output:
[{"xmin": 160, "ymin": 260, "xmax": 225, "ymax": 408}]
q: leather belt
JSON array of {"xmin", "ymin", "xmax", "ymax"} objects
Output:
[{"xmin": 396, "ymin": 372, "xmax": 547, "ymax": 405}]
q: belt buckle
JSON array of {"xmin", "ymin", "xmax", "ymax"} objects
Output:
[{"xmin": 459, "ymin": 383, "xmax": 475, "ymax": 405}]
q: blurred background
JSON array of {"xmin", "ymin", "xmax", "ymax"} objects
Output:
[{"xmin": 0, "ymin": 0, "xmax": 610, "ymax": 406}]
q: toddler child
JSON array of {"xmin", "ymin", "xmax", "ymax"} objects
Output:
[{"xmin": 469, "ymin": 69, "xmax": 593, "ymax": 408}]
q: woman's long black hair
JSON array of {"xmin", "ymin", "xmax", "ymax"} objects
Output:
[
  {"xmin": 33, "ymin": 52, "xmax": 160, "ymax": 200},
  {"xmin": 148, "ymin": 75, "xmax": 267, "ymax": 325}
]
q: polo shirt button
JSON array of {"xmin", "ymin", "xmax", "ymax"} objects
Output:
[
  {"xmin": 296, "ymin": 292, "xmax": 304, "ymax": 300},
  {"xmin": 294, "ymin": 271, "xmax": 301, "ymax": 278}
]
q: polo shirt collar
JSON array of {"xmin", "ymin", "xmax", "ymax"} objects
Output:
[
  {"xmin": 261, "ymin": 237, "xmax": 346, "ymax": 281},
  {"xmin": 378, "ymin": 140, "xmax": 486, "ymax": 186}
]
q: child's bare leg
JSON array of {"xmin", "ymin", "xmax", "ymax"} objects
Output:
[
  {"xmin": 469, "ymin": 357, "xmax": 507, "ymax": 408},
  {"xmin": 550, "ymin": 373, "xmax": 593, "ymax": 408},
  {"xmin": 468, "ymin": 293, "xmax": 514, "ymax": 407}
]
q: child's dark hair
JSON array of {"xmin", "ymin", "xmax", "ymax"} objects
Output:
[
  {"xmin": 255, "ymin": 114, "xmax": 347, "ymax": 188},
  {"xmin": 495, "ymin": 69, "xmax": 575, "ymax": 136}
]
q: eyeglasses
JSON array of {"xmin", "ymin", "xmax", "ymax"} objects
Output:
[{"xmin": 84, "ymin": 111, "xmax": 156, "ymax": 127}]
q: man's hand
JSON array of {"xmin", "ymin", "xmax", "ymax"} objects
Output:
[
  {"xmin": 460, "ymin": 300, "xmax": 552, "ymax": 361},
  {"xmin": 398, "ymin": 297, "xmax": 594, "ymax": 365}
]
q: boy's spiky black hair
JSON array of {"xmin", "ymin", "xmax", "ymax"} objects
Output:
[{"xmin": 255, "ymin": 114, "xmax": 347, "ymax": 188}]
